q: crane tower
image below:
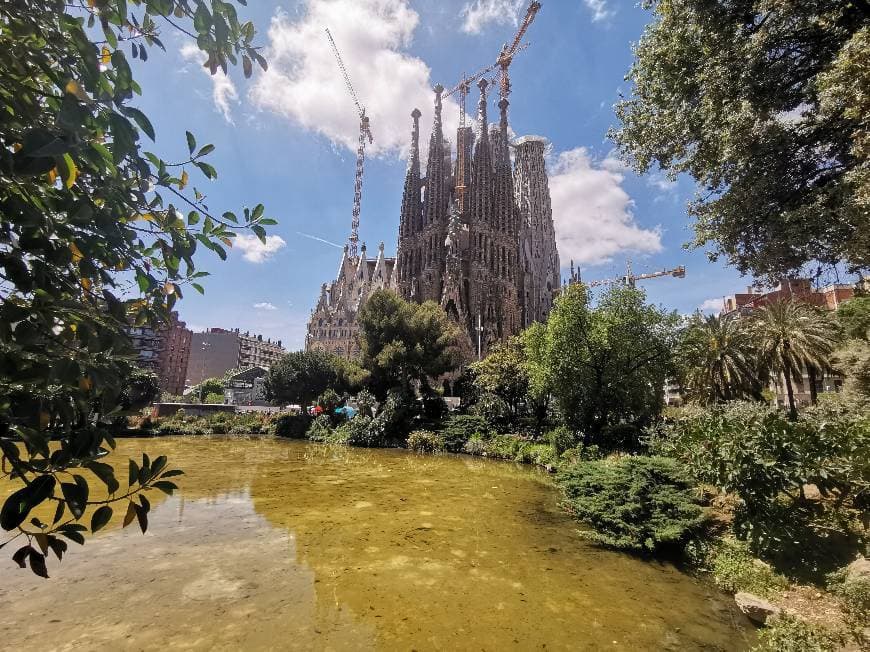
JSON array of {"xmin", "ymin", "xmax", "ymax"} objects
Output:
[{"xmin": 325, "ymin": 28, "xmax": 372, "ymax": 259}]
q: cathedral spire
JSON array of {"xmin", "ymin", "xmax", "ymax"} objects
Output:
[
  {"xmin": 476, "ymin": 78, "xmax": 489, "ymax": 141},
  {"xmin": 409, "ymin": 108, "xmax": 422, "ymax": 167},
  {"xmin": 432, "ymin": 83, "xmax": 444, "ymax": 141},
  {"xmin": 498, "ymin": 97, "xmax": 509, "ymax": 138}
]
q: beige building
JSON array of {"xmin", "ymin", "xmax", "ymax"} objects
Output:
[{"xmin": 187, "ymin": 328, "xmax": 285, "ymax": 386}]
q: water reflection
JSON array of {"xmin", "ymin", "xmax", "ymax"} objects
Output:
[{"xmin": 0, "ymin": 438, "xmax": 754, "ymax": 650}]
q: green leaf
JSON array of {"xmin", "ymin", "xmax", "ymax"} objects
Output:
[
  {"xmin": 152, "ymin": 481, "xmax": 178, "ymax": 495},
  {"xmin": 1, "ymin": 476, "xmax": 56, "ymax": 531},
  {"xmin": 186, "ymin": 131, "xmax": 196, "ymax": 155},
  {"xmin": 123, "ymin": 107, "xmax": 155, "ymax": 141},
  {"xmin": 90, "ymin": 505, "xmax": 113, "ymax": 532},
  {"xmin": 128, "ymin": 459, "xmax": 139, "ymax": 487},
  {"xmin": 60, "ymin": 476, "xmax": 89, "ymax": 520},
  {"xmin": 196, "ymin": 144, "xmax": 215, "ymax": 157},
  {"xmin": 86, "ymin": 461, "xmax": 120, "ymax": 494},
  {"xmin": 160, "ymin": 469, "xmax": 185, "ymax": 478},
  {"xmin": 135, "ymin": 501, "xmax": 148, "ymax": 534}
]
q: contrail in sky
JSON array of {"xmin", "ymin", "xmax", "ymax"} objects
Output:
[{"xmin": 296, "ymin": 231, "xmax": 343, "ymax": 249}]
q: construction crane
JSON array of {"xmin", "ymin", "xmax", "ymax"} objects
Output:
[
  {"xmin": 325, "ymin": 28, "xmax": 372, "ymax": 259},
  {"xmin": 443, "ymin": 44, "xmax": 529, "ymax": 213},
  {"xmin": 580, "ymin": 260, "xmax": 687, "ymax": 288},
  {"xmin": 495, "ymin": 1, "xmax": 542, "ymax": 101},
  {"xmin": 442, "ymin": 1, "xmax": 541, "ymax": 213}
]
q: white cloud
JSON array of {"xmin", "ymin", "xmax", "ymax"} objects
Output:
[
  {"xmin": 699, "ymin": 298, "xmax": 725, "ymax": 314},
  {"xmin": 647, "ymin": 172, "xmax": 676, "ymax": 193},
  {"xmin": 583, "ymin": 0, "xmax": 614, "ymax": 23},
  {"xmin": 180, "ymin": 44, "xmax": 239, "ymax": 124},
  {"xmin": 460, "ymin": 0, "xmax": 522, "ymax": 34},
  {"xmin": 234, "ymin": 234, "xmax": 287, "ymax": 263},
  {"xmin": 250, "ymin": 1, "xmax": 460, "ymax": 158},
  {"xmin": 253, "ymin": 302, "xmax": 278, "ymax": 311},
  {"xmin": 548, "ymin": 147, "xmax": 662, "ymax": 266}
]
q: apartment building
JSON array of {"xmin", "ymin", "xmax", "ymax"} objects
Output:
[
  {"xmin": 186, "ymin": 328, "xmax": 285, "ymax": 386},
  {"xmin": 127, "ymin": 311, "xmax": 192, "ymax": 395}
]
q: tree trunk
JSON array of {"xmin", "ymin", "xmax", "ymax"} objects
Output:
[
  {"xmin": 808, "ymin": 365, "xmax": 818, "ymax": 405},
  {"xmin": 783, "ymin": 354, "xmax": 798, "ymax": 421}
]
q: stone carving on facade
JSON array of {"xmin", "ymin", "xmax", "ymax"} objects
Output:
[{"xmin": 307, "ymin": 81, "xmax": 561, "ymax": 361}]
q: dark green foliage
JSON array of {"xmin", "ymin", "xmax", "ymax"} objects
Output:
[
  {"xmin": 649, "ymin": 400, "xmax": 869, "ymax": 573},
  {"xmin": 837, "ymin": 297, "xmax": 870, "ymax": 340},
  {"xmin": 752, "ymin": 614, "xmax": 844, "ymax": 652},
  {"xmin": 557, "ymin": 456, "xmax": 706, "ymax": 553},
  {"xmin": 0, "ymin": 0, "xmax": 267, "ymax": 575},
  {"xmin": 614, "ymin": 1, "xmax": 869, "ymax": 280},
  {"xmin": 546, "ymin": 426, "xmax": 577, "ymax": 456},
  {"xmin": 264, "ymin": 350, "xmax": 365, "ymax": 407},
  {"xmin": 273, "ymin": 414, "xmax": 311, "ymax": 439},
  {"xmin": 439, "ymin": 414, "xmax": 491, "ymax": 452},
  {"xmin": 363, "ymin": 389, "xmax": 416, "ymax": 447},
  {"xmin": 357, "ymin": 290, "xmax": 461, "ymax": 398},
  {"xmin": 315, "ymin": 389, "xmax": 343, "ymax": 424},
  {"xmin": 305, "ymin": 415, "xmax": 335, "ymax": 443},
  {"xmin": 707, "ymin": 539, "xmax": 787, "ymax": 598},
  {"xmin": 195, "ymin": 377, "xmax": 225, "ymax": 403},
  {"xmin": 341, "ymin": 416, "xmax": 375, "ymax": 447},
  {"xmin": 118, "ymin": 369, "xmax": 161, "ymax": 412},
  {"xmin": 546, "ymin": 284, "xmax": 679, "ymax": 446},
  {"xmin": 407, "ymin": 430, "xmax": 445, "ymax": 453},
  {"xmin": 469, "ymin": 337, "xmax": 530, "ymax": 419}
]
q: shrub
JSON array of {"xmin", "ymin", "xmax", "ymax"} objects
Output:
[
  {"xmin": 469, "ymin": 392, "xmax": 512, "ymax": 431},
  {"xmin": 363, "ymin": 389, "xmax": 415, "ymax": 447},
  {"xmin": 828, "ymin": 567, "xmax": 870, "ymax": 635},
  {"xmin": 752, "ymin": 614, "xmax": 844, "ymax": 652},
  {"xmin": 557, "ymin": 456, "xmax": 706, "ymax": 553},
  {"xmin": 547, "ymin": 426, "xmax": 577, "ymax": 455},
  {"xmin": 440, "ymin": 414, "xmax": 491, "ymax": 452},
  {"xmin": 646, "ymin": 401, "xmax": 870, "ymax": 553},
  {"xmin": 707, "ymin": 539, "xmax": 787, "ymax": 598},
  {"xmin": 354, "ymin": 389, "xmax": 377, "ymax": 418},
  {"xmin": 274, "ymin": 413, "xmax": 311, "ymax": 439},
  {"xmin": 343, "ymin": 416, "xmax": 376, "ymax": 447},
  {"xmin": 463, "ymin": 435, "xmax": 486, "ymax": 456},
  {"xmin": 204, "ymin": 392, "xmax": 225, "ymax": 404},
  {"xmin": 306, "ymin": 414, "xmax": 334, "ymax": 442},
  {"xmin": 407, "ymin": 430, "xmax": 445, "ymax": 453}
]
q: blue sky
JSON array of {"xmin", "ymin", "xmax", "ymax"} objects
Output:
[{"xmin": 131, "ymin": 0, "xmax": 753, "ymax": 349}]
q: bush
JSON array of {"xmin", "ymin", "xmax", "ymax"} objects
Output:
[
  {"xmin": 306, "ymin": 414, "xmax": 334, "ymax": 442},
  {"xmin": 547, "ymin": 426, "xmax": 577, "ymax": 455},
  {"xmin": 647, "ymin": 401, "xmax": 870, "ymax": 554},
  {"xmin": 407, "ymin": 430, "xmax": 445, "ymax": 453},
  {"xmin": 752, "ymin": 614, "xmax": 844, "ymax": 652},
  {"xmin": 204, "ymin": 392, "xmax": 225, "ymax": 404},
  {"xmin": 274, "ymin": 413, "xmax": 311, "ymax": 439},
  {"xmin": 463, "ymin": 435, "xmax": 487, "ymax": 456},
  {"xmin": 469, "ymin": 392, "xmax": 512, "ymax": 431},
  {"xmin": 557, "ymin": 456, "xmax": 706, "ymax": 553},
  {"xmin": 707, "ymin": 539, "xmax": 788, "ymax": 598},
  {"xmin": 440, "ymin": 414, "xmax": 491, "ymax": 452},
  {"xmin": 343, "ymin": 416, "xmax": 376, "ymax": 447},
  {"xmin": 828, "ymin": 567, "xmax": 870, "ymax": 635},
  {"xmin": 364, "ymin": 389, "xmax": 415, "ymax": 447}
]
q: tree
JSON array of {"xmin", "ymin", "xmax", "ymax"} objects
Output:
[
  {"xmin": 676, "ymin": 313, "xmax": 764, "ymax": 403},
  {"xmin": 613, "ymin": 2, "xmax": 870, "ymax": 281},
  {"xmin": 357, "ymin": 290, "xmax": 461, "ymax": 398},
  {"xmin": 0, "ymin": 0, "xmax": 270, "ymax": 576},
  {"xmin": 545, "ymin": 284, "xmax": 679, "ymax": 447},
  {"xmin": 837, "ymin": 296, "xmax": 870, "ymax": 340},
  {"xmin": 469, "ymin": 337, "xmax": 529, "ymax": 419},
  {"xmin": 195, "ymin": 377, "xmax": 224, "ymax": 403},
  {"xmin": 264, "ymin": 350, "xmax": 364, "ymax": 407},
  {"xmin": 118, "ymin": 368, "xmax": 161, "ymax": 412},
  {"xmin": 752, "ymin": 300, "xmax": 840, "ymax": 419},
  {"xmin": 521, "ymin": 321, "xmax": 553, "ymax": 432}
]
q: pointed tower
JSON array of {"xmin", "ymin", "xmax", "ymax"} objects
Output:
[
  {"xmin": 514, "ymin": 135, "xmax": 560, "ymax": 326},
  {"xmin": 396, "ymin": 108, "xmax": 422, "ymax": 299}
]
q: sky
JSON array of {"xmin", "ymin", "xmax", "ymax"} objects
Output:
[{"xmin": 131, "ymin": 0, "xmax": 756, "ymax": 349}]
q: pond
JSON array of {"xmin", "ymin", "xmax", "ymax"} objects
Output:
[{"xmin": 0, "ymin": 438, "xmax": 755, "ymax": 650}]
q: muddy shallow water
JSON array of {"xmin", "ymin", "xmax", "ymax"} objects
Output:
[{"xmin": 0, "ymin": 437, "xmax": 755, "ymax": 650}]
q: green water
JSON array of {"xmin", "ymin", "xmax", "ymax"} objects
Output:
[{"xmin": 0, "ymin": 438, "xmax": 755, "ymax": 650}]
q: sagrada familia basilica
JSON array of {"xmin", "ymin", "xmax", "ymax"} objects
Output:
[{"xmin": 306, "ymin": 79, "xmax": 560, "ymax": 360}]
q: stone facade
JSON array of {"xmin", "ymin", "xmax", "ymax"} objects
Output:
[
  {"xmin": 396, "ymin": 81, "xmax": 560, "ymax": 356},
  {"xmin": 306, "ymin": 81, "xmax": 560, "ymax": 360},
  {"xmin": 306, "ymin": 243, "xmax": 396, "ymax": 360}
]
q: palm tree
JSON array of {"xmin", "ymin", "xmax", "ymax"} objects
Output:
[
  {"xmin": 677, "ymin": 313, "xmax": 763, "ymax": 403},
  {"xmin": 752, "ymin": 300, "xmax": 840, "ymax": 420}
]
